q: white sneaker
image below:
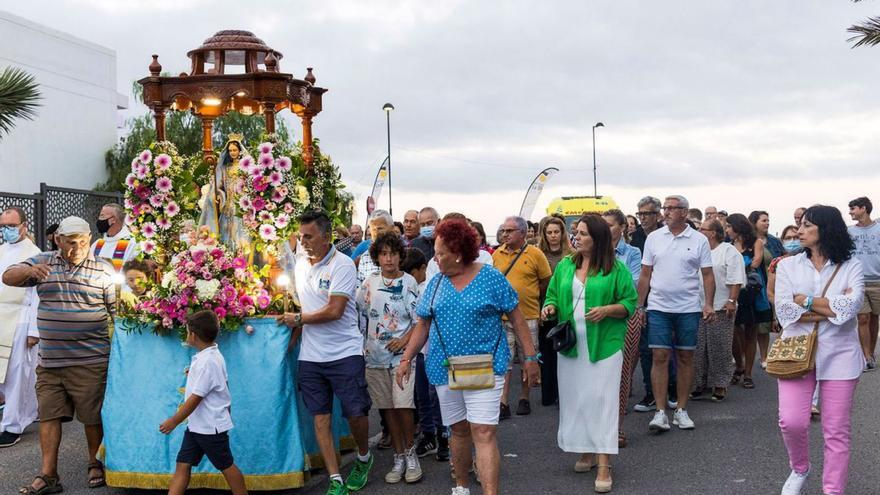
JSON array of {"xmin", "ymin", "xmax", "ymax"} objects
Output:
[
  {"xmin": 404, "ymin": 447, "xmax": 423, "ymax": 483},
  {"xmin": 667, "ymin": 398, "xmax": 679, "ymax": 409},
  {"xmin": 780, "ymin": 468, "xmax": 810, "ymax": 495},
  {"xmin": 649, "ymin": 410, "xmax": 670, "ymax": 432},
  {"xmin": 673, "ymin": 408, "xmax": 695, "ymax": 429},
  {"xmin": 451, "ymin": 486, "xmax": 471, "ymax": 495},
  {"xmin": 384, "ymin": 454, "xmax": 406, "ymax": 483}
]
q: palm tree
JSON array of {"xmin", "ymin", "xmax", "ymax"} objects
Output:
[
  {"xmin": 849, "ymin": 1, "xmax": 880, "ymax": 47},
  {"xmin": 0, "ymin": 66, "xmax": 41, "ymax": 139}
]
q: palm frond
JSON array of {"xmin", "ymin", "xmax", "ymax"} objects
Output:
[
  {"xmin": 849, "ymin": 16, "xmax": 880, "ymax": 47},
  {"xmin": 0, "ymin": 67, "xmax": 41, "ymax": 138}
]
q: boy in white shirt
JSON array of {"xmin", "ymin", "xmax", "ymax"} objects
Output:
[{"xmin": 160, "ymin": 310, "xmax": 247, "ymax": 495}]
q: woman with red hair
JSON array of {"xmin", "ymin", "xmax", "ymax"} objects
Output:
[{"xmin": 397, "ymin": 219, "xmax": 540, "ymax": 495}]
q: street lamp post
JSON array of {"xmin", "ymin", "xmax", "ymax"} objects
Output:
[
  {"xmin": 383, "ymin": 103, "xmax": 395, "ymax": 215},
  {"xmin": 592, "ymin": 122, "xmax": 604, "ymax": 197}
]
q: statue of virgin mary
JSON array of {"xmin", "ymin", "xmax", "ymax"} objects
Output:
[{"xmin": 199, "ymin": 135, "xmax": 251, "ymax": 253}]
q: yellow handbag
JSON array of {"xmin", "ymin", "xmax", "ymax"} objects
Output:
[{"xmin": 766, "ymin": 265, "xmax": 840, "ymax": 380}]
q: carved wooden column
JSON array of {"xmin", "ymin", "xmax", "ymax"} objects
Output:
[
  {"xmin": 201, "ymin": 116, "xmax": 216, "ymax": 165},
  {"xmin": 153, "ymin": 107, "xmax": 167, "ymax": 141},
  {"xmin": 301, "ymin": 115, "xmax": 314, "ymax": 172},
  {"xmin": 263, "ymin": 105, "xmax": 276, "ymax": 135}
]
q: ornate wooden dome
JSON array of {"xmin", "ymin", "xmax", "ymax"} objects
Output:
[{"xmin": 186, "ymin": 30, "xmax": 284, "ymax": 74}]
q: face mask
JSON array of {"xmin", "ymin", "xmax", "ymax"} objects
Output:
[
  {"xmin": 96, "ymin": 218, "xmax": 112, "ymax": 234},
  {"xmin": 783, "ymin": 240, "xmax": 800, "ymax": 253},
  {"xmin": 420, "ymin": 225, "xmax": 435, "ymax": 238},
  {"xmin": 1, "ymin": 226, "xmax": 21, "ymax": 244}
]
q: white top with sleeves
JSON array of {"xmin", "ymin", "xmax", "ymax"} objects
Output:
[{"xmin": 774, "ymin": 253, "xmax": 865, "ymax": 380}]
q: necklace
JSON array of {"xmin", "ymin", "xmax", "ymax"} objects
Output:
[{"xmin": 382, "ymin": 271, "xmax": 401, "ymax": 287}]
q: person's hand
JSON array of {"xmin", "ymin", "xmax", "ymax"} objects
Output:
[
  {"xmin": 395, "ymin": 359, "xmax": 412, "ymax": 389},
  {"xmin": 27, "ymin": 336, "xmax": 39, "ymax": 347},
  {"xmin": 585, "ymin": 306, "xmax": 610, "ymax": 323},
  {"xmin": 702, "ymin": 304, "xmax": 716, "ymax": 322},
  {"xmin": 636, "ymin": 308, "xmax": 647, "ymax": 327},
  {"xmin": 793, "ymin": 294, "xmax": 807, "ymax": 306},
  {"xmin": 541, "ymin": 305, "xmax": 557, "ymax": 321},
  {"xmin": 29, "ymin": 264, "xmax": 50, "ymax": 282},
  {"xmin": 159, "ymin": 417, "xmax": 178, "ymax": 434},
  {"xmin": 276, "ymin": 312, "xmax": 302, "ymax": 328},
  {"xmin": 723, "ymin": 300, "xmax": 737, "ymax": 319},
  {"xmin": 524, "ymin": 360, "xmax": 541, "ymax": 388},
  {"xmin": 386, "ymin": 334, "xmax": 410, "ymax": 353}
]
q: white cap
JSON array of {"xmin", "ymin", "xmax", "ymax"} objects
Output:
[{"xmin": 57, "ymin": 216, "xmax": 92, "ymax": 236}]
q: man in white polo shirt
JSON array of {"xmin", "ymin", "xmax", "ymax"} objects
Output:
[
  {"xmin": 636, "ymin": 195, "xmax": 715, "ymax": 433},
  {"xmin": 277, "ymin": 210, "xmax": 373, "ymax": 494}
]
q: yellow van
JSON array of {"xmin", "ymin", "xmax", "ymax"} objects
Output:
[{"xmin": 545, "ymin": 196, "xmax": 619, "ymax": 227}]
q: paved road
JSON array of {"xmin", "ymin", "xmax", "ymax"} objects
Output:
[{"xmin": 2, "ymin": 363, "xmax": 878, "ymax": 495}]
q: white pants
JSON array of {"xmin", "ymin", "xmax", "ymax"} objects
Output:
[
  {"xmin": 436, "ymin": 375, "xmax": 505, "ymax": 426},
  {"xmin": 0, "ymin": 322, "xmax": 38, "ymax": 434}
]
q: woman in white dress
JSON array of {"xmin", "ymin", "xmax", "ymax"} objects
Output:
[{"xmin": 542, "ymin": 214, "xmax": 638, "ymax": 493}]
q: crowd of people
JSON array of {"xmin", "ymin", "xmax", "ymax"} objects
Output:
[{"xmin": 0, "ymin": 193, "xmax": 876, "ymax": 495}]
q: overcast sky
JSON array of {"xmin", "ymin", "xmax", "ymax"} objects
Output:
[{"xmin": 6, "ymin": 0, "xmax": 880, "ymax": 235}]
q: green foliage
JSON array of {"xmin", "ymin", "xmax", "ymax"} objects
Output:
[{"xmin": 0, "ymin": 67, "xmax": 41, "ymax": 139}]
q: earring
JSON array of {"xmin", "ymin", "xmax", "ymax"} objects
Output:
[{"xmin": 456, "ymin": 258, "xmax": 461, "ymax": 263}]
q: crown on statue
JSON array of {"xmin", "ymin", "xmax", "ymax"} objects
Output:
[{"xmin": 227, "ymin": 133, "xmax": 244, "ymax": 143}]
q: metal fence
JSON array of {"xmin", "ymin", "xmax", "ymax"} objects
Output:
[{"xmin": 0, "ymin": 183, "xmax": 122, "ymax": 250}]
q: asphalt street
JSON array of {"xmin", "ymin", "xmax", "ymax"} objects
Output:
[{"xmin": 2, "ymin": 362, "xmax": 878, "ymax": 495}]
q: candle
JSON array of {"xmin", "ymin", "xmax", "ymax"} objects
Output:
[
  {"xmin": 276, "ymin": 273, "xmax": 291, "ymax": 313},
  {"xmin": 111, "ymin": 272, "xmax": 125, "ymax": 315}
]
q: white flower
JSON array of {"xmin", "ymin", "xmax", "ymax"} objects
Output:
[
  {"xmin": 161, "ymin": 271, "xmax": 178, "ymax": 289},
  {"xmin": 195, "ymin": 279, "xmax": 221, "ymax": 301}
]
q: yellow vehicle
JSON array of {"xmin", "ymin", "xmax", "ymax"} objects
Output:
[{"xmin": 546, "ymin": 196, "xmax": 619, "ymax": 227}]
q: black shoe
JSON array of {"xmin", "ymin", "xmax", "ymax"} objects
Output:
[
  {"xmin": 378, "ymin": 431, "xmax": 392, "ymax": 450},
  {"xmin": 499, "ymin": 402, "xmax": 511, "ymax": 420},
  {"xmin": 689, "ymin": 388, "xmax": 706, "ymax": 401},
  {"xmin": 415, "ymin": 432, "xmax": 437, "ymax": 457},
  {"xmin": 633, "ymin": 394, "xmax": 657, "ymax": 412},
  {"xmin": 516, "ymin": 399, "xmax": 531, "ymax": 416},
  {"xmin": 435, "ymin": 435, "xmax": 450, "ymax": 462},
  {"xmin": 0, "ymin": 431, "xmax": 20, "ymax": 448}
]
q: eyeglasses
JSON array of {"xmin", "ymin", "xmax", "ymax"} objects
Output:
[
  {"xmin": 661, "ymin": 206, "xmax": 687, "ymax": 212},
  {"xmin": 500, "ymin": 228, "xmax": 521, "ymax": 234},
  {"xmin": 636, "ymin": 211, "xmax": 659, "ymax": 217},
  {"xmin": 0, "ymin": 223, "xmax": 21, "ymax": 228}
]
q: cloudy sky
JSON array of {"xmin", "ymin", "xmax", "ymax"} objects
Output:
[{"xmin": 6, "ymin": 0, "xmax": 880, "ymax": 235}]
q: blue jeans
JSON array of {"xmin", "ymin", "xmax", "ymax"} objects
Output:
[{"xmin": 415, "ymin": 353, "xmax": 444, "ymax": 436}]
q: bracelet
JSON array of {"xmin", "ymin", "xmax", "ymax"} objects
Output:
[
  {"xmin": 524, "ymin": 353, "xmax": 543, "ymax": 364},
  {"xmin": 805, "ymin": 296, "xmax": 814, "ymax": 312},
  {"xmin": 399, "ymin": 357, "xmax": 411, "ymax": 364}
]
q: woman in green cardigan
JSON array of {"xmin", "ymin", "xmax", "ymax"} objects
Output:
[{"xmin": 541, "ymin": 214, "xmax": 638, "ymax": 494}]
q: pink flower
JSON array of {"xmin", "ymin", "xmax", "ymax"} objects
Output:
[
  {"xmin": 265, "ymin": 202, "xmax": 277, "ymax": 211},
  {"xmin": 125, "ymin": 214, "xmax": 136, "ymax": 226},
  {"xmin": 131, "ymin": 157, "xmax": 140, "ymax": 171},
  {"xmin": 166, "ymin": 201, "xmax": 180, "ymax": 217},
  {"xmin": 276, "ymin": 156, "xmax": 292, "ymax": 171},
  {"xmin": 135, "ymin": 185, "xmax": 151, "ymax": 200},
  {"xmin": 157, "ymin": 217, "xmax": 171, "ymax": 230},
  {"xmin": 139, "ymin": 149, "xmax": 152, "ymax": 164},
  {"xmin": 259, "ymin": 142, "xmax": 273, "ymax": 155},
  {"xmin": 141, "ymin": 204, "xmax": 153, "ymax": 215},
  {"xmin": 250, "ymin": 165, "xmax": 263, "ymax": 177},
  {"xmin": 259, "ymin": 153, "xmax": 274, "ymax": 169},
  {"xmin": 284, "ymin": 203, "xmax": 294, "ymax": 213},
  {"xmin": 239, "ymin": 294, "xmax": 254, "ymax": 307},
  {"xmin": 155, "ymin": 153, "xmax": 172, "ymax": 170},
  {"xmin": 214, "ymin": 307, "xmax": 227, "ymax": 319},
  {"xmin": 275, "ymin": 214, "xmax": 289, "ymax": 229},
  {"xmin": 269, "ymin": 171, "xmax": 283, "ymax": 186},
  {"xmin": 142, "ymin": 222, "xmax": 157, "ymax": 238},
  {"xmin": 259, "ymin": 224, "xmax": 277, "ymax": 241},
  {"xmin": 258, "ymin": 211, "xmax": 273, "ymax": 222},
  {"xmin": 232, "ymin": 257, "xmax": 247, "ymax": 269},
  {"xmin": 239, "ymin": 156, "xmax": 253, "ymax": 171},
  {"xmin": 125, "ymin": 174, "xmax": 137, "ymax": 188},
  {"xmin": 253, "ymin": 176, "xmax": 268, "ymax": 192},
  {"xmin": 156, "ymin": 177, "xmax": 172, "ymax": 193},
  {"xmin": 134, "ymin": 164, "xmax": 149, "ymax": 179},
  {"xmin": 271, "ymin": 189, "xmax": 285, "ymax": 203},
  {"xmin": 149, "ymin": 194, "xmax": 164, "ymax": 208},
  {"xmin": 252, "ymin": 197, "xmax": 266, "ymax": 211},
  {"xmin": 256, "ymin": 290, "xmax": 271, "ymax": 309},
  {"xmin": 141, "ymin": 240, "xmax": 156, "ymax": 254},
  {"xmin": 238, "ymin": 197, "xmax": 252, "ymax": 211}
]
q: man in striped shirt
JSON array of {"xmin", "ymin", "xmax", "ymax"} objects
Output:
[{"xmin": 3, "ymin": 216, "xmax": 116, "ymax": 493}]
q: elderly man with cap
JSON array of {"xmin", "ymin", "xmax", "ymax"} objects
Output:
[
  {"xmin": 3, "ymin": 216, "xmax": 117, "ymax": 493},
  {"xmin": 0, "ymin": 207, "xmax": 41, "ymax": 448},
  {"xmin": 92, "ymin": 203, "xmax": 137, "ymax": 273}
]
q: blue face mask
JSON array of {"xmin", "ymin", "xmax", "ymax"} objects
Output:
[
  {"xmin": 420, "ymin": 225, "xmax": 435, "ymax": 238},
  {"xmin": 783, "ymin": 240, "xmax": 801, "ymax": 253},
  {"xmin": 1, "ymin": 226, "xmax": 21, "ymax": 244}
]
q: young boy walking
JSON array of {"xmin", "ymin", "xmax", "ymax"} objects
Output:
[{"xmin": 160, "ymin": 310, "xmax": 248, "ymax": 495}]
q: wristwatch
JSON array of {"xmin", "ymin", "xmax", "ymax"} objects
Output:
[
  {"xmin": 293, "ymin": 313, "xmax": 303, "ymax": 327},
  {"xmin": 726, "ymin": 299, "xmax": 736, "ymax": 305}
]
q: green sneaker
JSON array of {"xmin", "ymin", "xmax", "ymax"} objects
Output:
[
  {"xmin": 345, "ymin": 454, "xmax": 373, "ymax": 491},
  {"xmin": 326, "ymin": 478, "xmax": 348, "ymax": 495}
]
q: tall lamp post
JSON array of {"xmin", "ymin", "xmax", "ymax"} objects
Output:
[
  {"xmin": 592, "ymin": 122, "xmax": 604, "ymax": 197},
  {"xmin": 383, "ymin": 103, "xmax": 395, "ymax": 215}
]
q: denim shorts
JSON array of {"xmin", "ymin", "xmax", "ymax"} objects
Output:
[
  {"xmin": 299, "ymin": 355, "xmax": 372, "ymax": 418},
  {"xmin": 647, "ymin": 311, "xmax": 700, "ymax": 350}
]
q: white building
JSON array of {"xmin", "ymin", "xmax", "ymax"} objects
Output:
[{"xmin": 0, "ymin": 10, "xmax": 127, "ymax": 194}]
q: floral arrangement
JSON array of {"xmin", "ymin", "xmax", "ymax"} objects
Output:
[
  {"xmin": 234, "ymin": 141, "xmax": 307, "ymax": 256},
  {"xmin": 123, "ymin": 142, "xmax": 201, "ymax": 260},
  {"xmin": 128, "ymin": 227, "xmax": 271, "ymax": 335}
]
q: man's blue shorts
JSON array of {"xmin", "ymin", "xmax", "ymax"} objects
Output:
[
  {"xmin": 647, "ymin": 311, "xmax": 700, "ymax": 350},
  {"xmin": 299, "ymin": 355, "xmax": 372, "ymax": 418}
]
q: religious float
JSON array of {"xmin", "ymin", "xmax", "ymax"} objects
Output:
[{"xmin": 102, "ymin": 30, "xmax": 355, "ymax": 490}]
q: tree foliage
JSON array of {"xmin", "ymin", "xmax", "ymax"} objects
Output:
[
  {"xmin": 0, "ymin": 67, "xmax": 41, "ymax": 139},
  {"xmin": 848, "ymin": 1, "xmax": 880, "ymax": 47}
]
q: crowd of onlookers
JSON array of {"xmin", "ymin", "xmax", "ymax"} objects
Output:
[{"xmin": 0, "ymin": 193, "xmax": 876, "ymax": 495}]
